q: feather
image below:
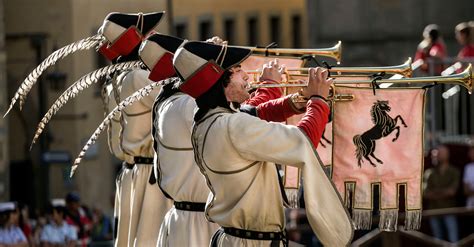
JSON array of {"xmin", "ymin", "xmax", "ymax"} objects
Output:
[
  {"xmin": 30, "ymin": 61, "xmax": 143, "ymax": 149},
  {"xmin": 4, "ymin": 34, "xmax": 105, "ymax": 117},
  {"xmin": 70, "ymin": 79, "xmax": 164, "ymax": 176}
]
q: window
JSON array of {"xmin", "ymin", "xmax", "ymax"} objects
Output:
[
  {"xmin": 292, "ymin": 15, "xmax": 302, "ymax": 48},
  {"xmin": 175, "ymin": 23, "xmax": 188, "ymax": 39},
  {"xmin": 199, "ymin": 20, "xmax": 212, "ymax": 41},
  {"xmin": 269, "ymin": 16, "xmax": 281, "ymax": 45},
  {"xmin": 224, "ymin": 18, "xmax": 235, "ymax": 44},
  {"xmin": 247, "ymin": 17, "xmax": 258, "ymax": 46}
]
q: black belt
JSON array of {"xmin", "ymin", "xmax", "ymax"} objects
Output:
[
  {"xmin": 223, "ymin": 227, "xmax": 286, "ymax": 241},
  {"xmin": 174, "ymin": 201, "xmax": 206, "ymax": 212},
  {"xmin": 134, "ymin": 156, "xmax": 153, "ymax": 164}
]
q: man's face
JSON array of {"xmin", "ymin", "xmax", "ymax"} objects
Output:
[
  {"xmin": 52, "ymin": 209, "xmax": 63, "ymax": 222},
  {"xmin": 9, "ymin": 209, "xmax": 19, "ymax": 224},
  {"xmin": 224, "ymin": 65, "xmax": 250, "ymax": 103},
  {"xmin": 468, "ymin": 147, "xmax": 474, "ymax": 161},
  {"xmin": 455, "ymin": 31, "xmax": 467, "ymax": 45},
  {"xmin": 432, "ymin": 145, "xmax": 450, "ymax": 165}
]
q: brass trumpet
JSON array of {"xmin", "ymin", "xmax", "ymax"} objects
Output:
[
  {"xmin": 249, "ymin": 64, "xmax": 473, "ymax": 94},
  {"xmin": 238, "ymin": 41, "xmax": 342, "ymax": 63},
  {"xmin": 248, "ymin": 57, "xmax": 413, "ymax": 80}
]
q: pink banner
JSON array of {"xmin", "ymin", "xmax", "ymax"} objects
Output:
[
  {"xmin": 286, "ymin": 76, "xmax": 371, "ymax": 169},
  {"xmin": 331, "ymin": 87, "xmax": 425, "ymax": 230}
]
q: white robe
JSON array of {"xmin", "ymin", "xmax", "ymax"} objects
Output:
[
  {"xmin": 118, "ymin": 69, "xmax": 172, "ymax": 247},
  {"xmin": 104, "ymin": 78, "xmax": 134, "ymax": 247},
  {"xmin": 153, "ymin": 93, "xmax": 218, "ymax": 247},
  {"xmin": 192, "ymin": 107, "xmax": 354, "ymax": 247}
]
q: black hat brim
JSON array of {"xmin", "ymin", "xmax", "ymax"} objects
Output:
[
  {"xmin": 106, "ymin": 12, "xmax": 165, "ymax": 35},
  {"xmin": 183, "ymin": 41, "xmax": 252, "ymax": 70},
  {"xmin": 146, "ymin": 33, "xmax": 185, "ymax": 53}
]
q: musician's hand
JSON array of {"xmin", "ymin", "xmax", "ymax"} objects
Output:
[
  {"xmin": 258, "ymin": 59, "xmax": 285, "ymax": 83},
  {"xmin": 300, "ymin": 67, "xmax": 333, "ymax": 99},
  {"xmin": 206, "ymin": 36, "xmax": 227, "ymax": 45}
]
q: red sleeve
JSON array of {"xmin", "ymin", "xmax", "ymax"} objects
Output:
[
  {"xmin": 244, "ymin": 81, "xmax": 283, "ymax": 106},
  {"xmin": 429, "ymin": 43, "xmax": 446, "ymax": 58},
  {"xmin": 296, "ymin": 99, "xmax": 330, "ymax": 148},
  {"xmin": 256, "ymin": 95, "xmax": 300, "ymax": 122},
  {"xmin": 414, "ymin": 49, "xmax": 425, "ymax": 62},
  {"xmin": 458, "ymin": 45, "xmax": 474, "ymax": 59}
]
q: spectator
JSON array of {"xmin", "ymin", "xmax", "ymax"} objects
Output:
[
  {"xmin": 423, "ymin": 145, "xmax": 460, "ymax": 242},
  {"xmin": 464, "ymin": 146, "xmax": 474, "ymax": 207},
  {"xmin": 90, "ymin": 207, "xmax": 112, "ymax": 242},
  {"xmin": 414, "ymin": 24, "xmax": 447, "ymax": 75},
  {"xmin": 32, "ymin": 210, "xmax": 47, "ymax": 247},
  {"xmin": 455, "ymin": 22, "xmax": 474, "ymax": 59},
  {"xmin": 40, "ymin": 199, "xmax": 77, "ymax": 247},
  {"xmin": 0, "ymin": 202, "xmax": 28, "ymax": 246},
  {"xmin": 13, "ymin": 204, "xmax": 34, "ymax": 247},
  {"xmin": 64, "ymin": 192, "xmax": 92, "ymax": 247}
]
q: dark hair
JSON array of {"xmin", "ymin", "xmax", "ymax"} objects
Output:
[
  {"xmin": 65, "ymin": 192, "xmax": 80, "ymax": 203},
  {"xmin": 429, "ymin": 29, "xmax": 440, "ymax": 42},
  {"xmin": 46, "ymin": 204, "xmax": 66, "ymax": 219},
  {"xmin": 0, "ymin": 211, "xmax": 10, "ymax": 227},
  {"xmin": 154, "ymin": 77, "xmax": 182, "ymax": 105},
  {"xmin": 194, "ymin": 70, "xmax": 232, "ymax": 121}
]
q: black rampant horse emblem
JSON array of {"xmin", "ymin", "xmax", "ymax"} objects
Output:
[
  {"xmin": 353, "ymin": 100, "xmax": 407, "ymax": 168},
  {"xmin": 319, "ymin": 128, "xmax": 332, "ymax": 148}
]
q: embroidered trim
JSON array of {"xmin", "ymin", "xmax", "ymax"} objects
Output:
[
  {"xmin": 157, "ymin": 138, "xmax": 193, "ymax": 151},
  {"xmin": 201, "ymin": 115, "xmax": 260, "ymax": 175},
  {"xmin": 122, "ymin": 109, "xmax": 151, "ymax": 117}
]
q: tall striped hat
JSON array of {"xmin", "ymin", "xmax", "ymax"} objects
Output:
[
  {"xmin": 139, "ymin": 33, "xmax": 185, "ymax": 82},
  {"xmin": 98, "ymin": 12, "xmax": 165, "ymax": 60},
  {"xmin": 173, "ymin": 41, "xmax": 251, "ymax": 98}
]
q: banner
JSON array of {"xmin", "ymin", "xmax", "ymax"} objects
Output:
[{"xmin": 331, "ymin": 86, "xmax": 426, "ymax": 231}]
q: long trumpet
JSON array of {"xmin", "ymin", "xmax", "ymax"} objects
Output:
[
  {"xmin": 238, "ymin": 41, "xmax": 342, "ymax": 63},
  {"xmin": 248, "ymin": 57, "xmax": 413, "ymax": 80},
  {"xmin": 249, "ymin": 64, "xmax": 473, "ymax": 94}
]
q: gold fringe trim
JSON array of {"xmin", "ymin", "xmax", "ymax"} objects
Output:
[
  {"xmin": 404, "ymin": 210, "xmax": 422, "ymax": 230},
  {"xmin": 352, "ymin": 209, "xmax": 372, "ymax": 230},
  {"xmin": 285, "ymin": 188, "xmax": 299, "ymax": 208},
  {"xmin": 379, "ymin": 209, "xmax": 399, "ymax": 232}
]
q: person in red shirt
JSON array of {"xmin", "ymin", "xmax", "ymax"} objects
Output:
[
  {"xmin": 414, "ymin": 24, "xmax": 447, "ymax": 75},
  {"xmin": 455, "ymin": 22, "xmax": 474, "ymax": 59},
  {"xmin": 64, "ymin": 192, "xmax": 92, "ymax": 247}
]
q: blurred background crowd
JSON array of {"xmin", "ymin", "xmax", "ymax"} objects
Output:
[{"xmin": 1, "ymin": 192, "xmax": 113, "ymax": 246}]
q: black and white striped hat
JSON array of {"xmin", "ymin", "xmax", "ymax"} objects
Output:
[
  {"xmin": 172, "ymin": 41, "xmax": 251, "ymax": 98},
  {"xmin": 98, "ymin": 12, "xmax": 165, "ymax": 60},
  {"xmin": 139, "ymin": 33, "xmax": 185, "ymax": 82}
]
